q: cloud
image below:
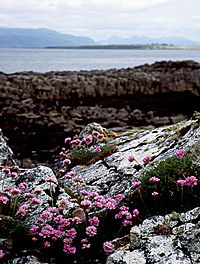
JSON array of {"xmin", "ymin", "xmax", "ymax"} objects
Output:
[{"xmin": 0, "ymin": 0, "xmax": 200, "ymax": 41}]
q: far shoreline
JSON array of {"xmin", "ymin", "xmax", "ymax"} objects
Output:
[{"xmin": 45, "ymin": 44, "xmax": 200, "ymax": 50}]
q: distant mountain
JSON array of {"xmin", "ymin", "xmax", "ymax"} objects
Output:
[
  {"xmin": 0, "ymin": 27, "xmax": 95, "ymax": 48},
  {"xmin": 99, "ymin": 35, "xmax": 200, "ymax": 46}
]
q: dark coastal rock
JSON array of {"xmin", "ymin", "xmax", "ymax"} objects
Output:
[{"xmin": 1, "ymin": 60, "xmax": 200, "ymax": 162}]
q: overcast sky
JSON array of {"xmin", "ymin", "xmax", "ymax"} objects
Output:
[{"xmin": 0, "ymin": 0, "xmax": 200, "ymax": 41}]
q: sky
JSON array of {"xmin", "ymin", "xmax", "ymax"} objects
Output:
[{"xmin": 0, "ymin": 0, "xmax": 200, "ymax": 41}]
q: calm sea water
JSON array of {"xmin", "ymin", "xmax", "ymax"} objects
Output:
[{"xmin": 0, "ymin": 48, "xmax": 200, "ymax": 73}]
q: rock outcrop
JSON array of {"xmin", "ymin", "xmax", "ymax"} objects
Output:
[
  {"xmin": 1, "ymin": 60, "xmax": 200, "ymax": 162},
  {"xmin": 107, "ymin": 207, "xmax": 200, "ymax": 264}
]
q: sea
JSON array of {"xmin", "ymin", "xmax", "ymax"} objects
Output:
[{"xmin": 0, "ymin": 48, "xmax": 200, "ymax": 73}]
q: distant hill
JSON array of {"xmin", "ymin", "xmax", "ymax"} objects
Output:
[
  {"xmin": 0, "ymin": 27, "xmax": 95, "ymax": 48},
  {"xmin": 99, "ymin": 35, "xmax": 200, "ymax": 46}
]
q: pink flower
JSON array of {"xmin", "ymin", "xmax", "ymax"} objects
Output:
[
  {"xmin": 131, "ymin": 181, "xmax": 141, "ymax": 189},
  {"xmin": 17, "ymin": 204, "xmax": 29, "ymax": 216},
  {"xmin": 52, "ymin": 229, "xmax": 62, "ymax": 238},
  {"xmin": 128, "ymin": 155, "xmax": 135, "ymax": 162},
  {"xmin": 71, "ymin": 139, "xmax": 81, "ymax": 146},
  {"xmin": 177, "ymin": 179, "xmax": 186, "ymax": 187},
  {"xmin": 23, "ymin": 192, "xmax": 34, "ymax": 199},
  {"xmin": 149, "ymin": 176, "xmax": 160, "ymax": 183},
  {"xmin": 151, "ymin": 191, "xmax": 159, "ymax": 197},
  {"xmin": 45, "ymin": 177, "xmax": 58, "ymax": 184},
  {"xmin": 185, "ymin": 176, "xmax": 198, "ymax": 187},
  {"xmin": 176, "ymin": 149, "xmax": 185, "ymax": 159},
  {"xmin": 103, "ymin": 241, "xmax": 114, "ymax": 253},
  {"xmin": 30, "ymin": 225, "xmax": 39, "ymax": 236},
  {"xmin": 105, "ymin": 198, "xmax": 116, "ymax": 210},
  {"xmin": 31, "ymin": 197, "xmax": 41, "ymax": 204},
  {"xmin": 10, "ymin": 188, "xmax": 21, "ymax": 195},
  {"xmin": 97, "ymin": 134, "xmax": 105, "ymax": 140},
  {"xmin": 39, "ymin": 224, "xmax": 54, "ymax": 238},
  {"xmin": 122, "ymin": 220, "xmax": 132, "ymax": 226},
  {"xmin": 92, "ymin": 131, "xmax": 100, "ymax": 137},
  {"xmin": 95, "ymin": 146, "xmax": 101, "ymax": 153},
  {"xmin": 82, "ymin": 243, "xmax": 91, "ymax": 249},
  {"xmin": 33, "ymin": 188, "xmax": 42, "ymax": 194},
  {"xmin": 63, "ymin": 159, "xmax": 71, "ymax": 165},
  {"xmin": 86, "ymin": 226, "xmax": 97, "ymax": 237},
  {"xmin": 81, "ymin": 199, "xmax": 92, "ymax": 208},
  {"xmin": 2, "ymin": 167, "xmax": 10, "ymax": 174},
  {"xmin": 19, "ymin": 182, "xmax": 29, "ymax": 190},
  {"xmin": 0, "ymin": 249, "xmax": 5, "ymax": 260},
  {"xmin": 143, "ymin": 156, "xmax": 152, "ymax": 165},
  {"xmin": 11, "ymin": 172, "xmax": 18, "ymax": 178},
  {"xmin": 133, "ymin": 209, "xmax": 139, "ymax": 217},
  {"xmin": 66, "ymin": 228, "xmax": 77, "ymax": 239},
  {"xmin": 114, "ymin": 194, "xmax": 125, "ymax": 202},
  {"xmin": 64, "ymin": 171, "xmax": 76, "ymax": 179},
  {"xmin": 0, "ymin": 195, "xmax": 9, "ymax": 204},
  {"xmin": 64, "ymin": 137, "xmax": 71, "ymax": 144},
  {"xmin": 88, "ymin": 216, "xmax": 100, "ymax": 226},
  {"xmin": 84, "ymin": 136, "xmax": 93, "ymax": 144},
  {"xmin": 40, "ymin": 211, "xmax": 53, "ymax": 221},
  {"xmin": 44, "ymin": 241, "xmax": 51, "ymax": 248}
]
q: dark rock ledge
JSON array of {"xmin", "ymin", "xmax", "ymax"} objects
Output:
[
  {"xmin": 1, "ymin": 60, "xmax": 200, "ymax": 164},
  {"xmin": 0, "ymin": 113, "xmax": 200, "ymax": 263}
]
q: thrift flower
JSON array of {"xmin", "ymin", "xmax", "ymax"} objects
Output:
[
  {"xmin": 149, "ymin": 176, "xmax": 160, "ymax": 183},
  {"xmin": 176, "ymin": 149, "xmax": 185, "ymax": 159},
  {"xmin": 177, "ymin": 179, "xmax": 186, "ymax": 187},
  {"xmin": 84, "ymin": 136, "xmax": 93, "ymax": 144},
  {"xmin": 0, "ymin": 195, "xmax": 9, "ymax": 204},
  {"xmin": 128, "ymin": 155, "xmax": 135, "ymax": 162},
  {"xmin": 0, "ymin": 250, "xmax": 5, "ymax": 260},
  {"xmin": 151, "ymin": 191, "xmax": 159, "ymax": 197},
  {"xmin": 63, "ymin": 159, "xmax": 71, "ymax": 165},
  {"xmin": 64, "ymin": 137, "xmax": 71, "ymax": 144},
  {"xmin": 103, "ymin": 241, "xmax": 114, "ymax": 253},
  {"xmin": 88, "ymin": 216, "xmax": 100, "ymax": 226},
  {"xmin": 2, "ymin": 167, "xmax": 10, "ymax": 174},
  {"xmin": 131, "ymin": 181, "xmax": 141, "ymax": 189},
  {"xmin": 185, "ymin": 176, "xmax": 198, "ymax": 187},
  {"xmin": 133, "ymin": 209, "xmax": 140, "ymax": 217},
  {"xmin": 86, "ymin": 226, "xmax": 97, "ymax": 237},
  {"xmin": 95, "ymin": 146, "xmax": 101, "ymax": 153},
  {"xmin": 114, "ymin": 194, "xmax": 125, "ymax": 202},
  {"xmin": 143, "ymin": 156, "xmax": 152, "ymax": 165}
]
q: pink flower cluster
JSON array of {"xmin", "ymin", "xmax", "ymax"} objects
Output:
[
  {"xmin": 149, "ymin": 176, "xmax": 160, "ymax": 183},
  {"xmin": 176, "ymin": 149, "xmax": 185, "ymax": 159},
  {"xmin": 131, "ymin": 181, "xmax": 141, "ymax": 189},
  {"xmin": 177, "ymin": 176, "xmax": 198, "ymax": 187},
  {"xmin": 103, "ymin": 241, "xmax": 114, "ymax": 253},
  {"xmin": 115, "ymin": 206, "xmax": 139, "ymax": 226},
  {"xmin": 143, "ymin": 156, "xmax": 152, "ymax": 165}
]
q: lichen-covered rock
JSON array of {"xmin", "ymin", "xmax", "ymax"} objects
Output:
[
  {"xmin": 0, "ymin": 129, "xmax": 13, "ymax": 166},
  {"xmin": 106, "ymin": 250, "xmax": 146, "ymax": 264},
  {"xmin": 70, "ymin": 116, "xmax": 200, "ymax": 197},
  {"xmin": 107, "ymin": 207, "xmax": 200, "ymax": 264},
  {"xmin": 5, "ymin": 255, "xmax": 48, "ymax": 264}
]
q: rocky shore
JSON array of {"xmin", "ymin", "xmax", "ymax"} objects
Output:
[
  {"xmin": 0, "ymin": 114, "xmax": 200, "ymax": 263},
  {"xmin": 1, "ymin": 60, "xmax": 200, "ymax": 164}
]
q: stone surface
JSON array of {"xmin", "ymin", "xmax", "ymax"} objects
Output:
[
  {"xmin": 107, "ymin": 207, "xmax": 200, "ymax": 264},
  {"xmin": 6, "ymin": 255, "xmax": 48, "ymax": 264},
  {"xmin": 67, "ymin": 116, "xmax": 200, "ymax": 197},
  {"xmin": 0, "ymin": 129, "xmax": 13, "ymax": 166}
]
